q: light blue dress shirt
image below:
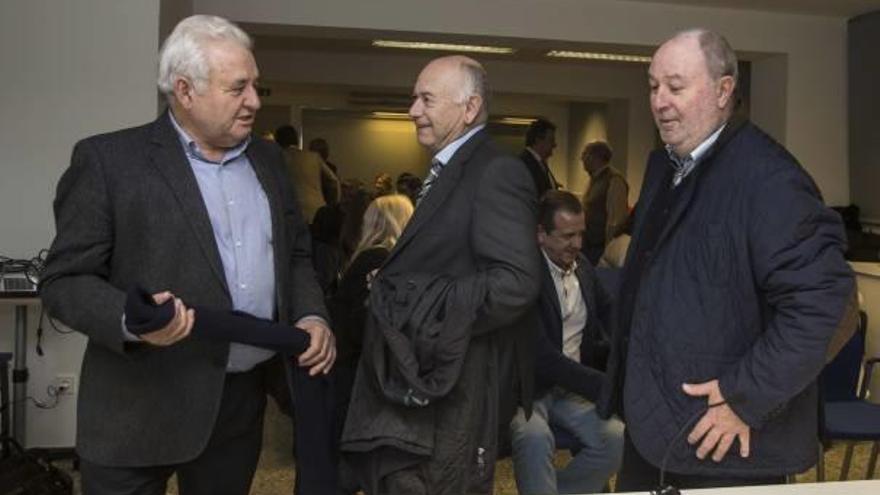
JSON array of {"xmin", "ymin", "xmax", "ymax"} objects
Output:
[
  {"xmin": 433, "ymin": 123, "xmax": 486, "ymax": 166},
  {"xmin": 169, "ymin": 113, "xmax": 277, "ymax": 372}
]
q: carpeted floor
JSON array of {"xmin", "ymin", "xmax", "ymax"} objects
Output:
[{"xmin": 59, "ymin": 399, "xmax": 879, "ymax": 494}]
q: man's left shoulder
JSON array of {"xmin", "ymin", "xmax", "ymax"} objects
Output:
[{"xmin": 730, "ymin": 122, "xmax": 804, "ymax": 174}]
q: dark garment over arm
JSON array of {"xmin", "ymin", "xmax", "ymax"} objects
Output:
[{"xmin": 124, "ymin": 285, "xmax": 311, "ymax": 355}]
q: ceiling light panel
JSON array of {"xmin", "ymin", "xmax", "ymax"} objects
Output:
[
  {"xmin": 373, "ymin": 40, "xmax": 515, "ymax": 54},
  {"xmin": 546, "ymin": 50, "xmax": 651, "ymax": 63}
]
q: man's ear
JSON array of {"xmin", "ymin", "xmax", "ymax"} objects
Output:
[
  {"xmin": 463, "ymin": 94, "xmax": 482, "ymax": 125},
  {"xmin": 716, "ymin": 75, "xmax": 735, "ymax": 110},
  {"xmin": 173, "ymin": 78, "xmax": 196, "ymax": 109}
]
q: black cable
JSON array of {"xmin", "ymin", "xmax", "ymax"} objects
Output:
[
  {"xmin": 653, "ymin": 399, "xmax": 731, "ymax": 495},
  {"xmin": 0, "ymin": 384, "xmax": 63, "ymax": 414},
  {"xmin": 41, "ymin": 306, "xmax": 74, "ymax": 335}
]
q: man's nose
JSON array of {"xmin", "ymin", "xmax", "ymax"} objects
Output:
[
  {"xmin": 409, "ymin": 99, "xmax": 422, "ymax": 119},
  {"xmin": 245, "ymin": 84, "xmax": 261, "ymax": 110},
  {"xmin": 651, "ymin": 87, "xmax": 668, "ymax": 111}
]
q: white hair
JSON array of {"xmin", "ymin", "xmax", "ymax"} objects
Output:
[
  {"xmin": 157, "ymin": 15, "xmax": 252, "ymax": 97},
  {"xmin": 455, "ymin": 57, "xmax": 490, "ymax": 122}
]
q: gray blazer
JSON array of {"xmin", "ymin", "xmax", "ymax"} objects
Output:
[{"xmin": 40, "ymin": 112, "xmax": 325, "ymax": 466}]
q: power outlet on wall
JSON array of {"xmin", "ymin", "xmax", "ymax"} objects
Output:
[{"xmin": 51, "ymin": 374, "xmax": 76, "ymax": 396}]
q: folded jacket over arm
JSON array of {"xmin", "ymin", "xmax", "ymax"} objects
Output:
[{"xmin": 124, "ymin": 285, "xmax": 311, "ymax": 355}]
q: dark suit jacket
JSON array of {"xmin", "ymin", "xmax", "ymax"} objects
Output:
[
  {"xmin": 343, "ymin": 128, "xmax": 541, "ymax": 492},
  {"xmin": 533, "ymin": 255, "xmax": 611, "ymax": 401},
  {"xmin": 519, "ymin": 149, "xmax": 557, "ymax": 196},
  {"xmin": 40, "ymin": 112, "xmax": 326, "ymax": 466}
]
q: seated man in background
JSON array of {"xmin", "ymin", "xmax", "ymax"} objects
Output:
[{"xmin": 510, "ymin": 190, "xmax": 624, "ymax": 495}]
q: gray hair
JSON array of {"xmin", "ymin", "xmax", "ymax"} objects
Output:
[
  {"xmin": 676, "ymin": 28, "xmax": 738, "ymax": 84},
  {"xmin": 157, "ymin": 15, "xmax": 252, "ymax": 96},
  {"xmin": 457, "ymin": 58, "xmax": 490, "ymax": 122}
]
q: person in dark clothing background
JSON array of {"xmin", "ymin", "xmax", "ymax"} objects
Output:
[
  {"xmin": 520, "ymin": 118, "xmax": 560, "ymax": 196},
  {"xmin": 329, "ymin": 193, "xmax": 414, "ymax": 494},
  {"xmin": 329, "ymin": 193, "xmax": 414, "ymax": 427}
]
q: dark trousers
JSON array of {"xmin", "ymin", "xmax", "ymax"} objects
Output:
[
  {"xmin": 80, "ymin": 365, "xmax": 267, "ymax": 495},
  {"xmin": 616, "ymin": 432, "xmax": 786, "ymax": 492},
  {"xmin": 268, "ymin": 356, "xmax": 339, "ymax": 494}
]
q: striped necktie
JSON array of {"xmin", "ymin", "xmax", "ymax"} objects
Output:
[{"xmin": 416, "ymin": 158, "xmax": 443, "ymax": 206}]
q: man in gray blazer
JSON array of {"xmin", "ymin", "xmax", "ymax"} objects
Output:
[
  {"xmin": 342, "ymin": 55, "xmax": 541, "ymax": 494},
  {"xmin": 40, "ymin": 15, "xmax": 334, "ymax": 495}
]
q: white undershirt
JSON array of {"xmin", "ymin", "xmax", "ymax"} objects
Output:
[{"xmin": 542, "ymin": 251, "xmax": 587, "ymax": 362}]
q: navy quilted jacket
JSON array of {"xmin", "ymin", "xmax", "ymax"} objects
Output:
[{"xmin": 599, "ymin": 119, "xmax": 855, "ymax": 476}]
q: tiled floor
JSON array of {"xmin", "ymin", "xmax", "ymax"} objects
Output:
[{"xmin": 59, "ymin": 399, "xmax": 879, "ymax": 494}]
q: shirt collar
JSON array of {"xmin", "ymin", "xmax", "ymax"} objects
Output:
[
  {"xmin": 168, "ymin": 110, "xmax": 250, "ymax": 165},
  {"xmin": 433, "ymin": 124, "xmax": 485, "ymax": 166},
  {"xmin": 542, "ymin": 249, "xmax": 578, "ymax": 277},
  {"xmin": 666, "ymin": 122, "xmax": 726, "ymax": 167}
]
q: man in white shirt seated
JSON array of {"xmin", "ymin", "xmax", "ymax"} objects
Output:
[{"xmin": 510, "ymin": 190, "xmax": 625, "ymax": 494}]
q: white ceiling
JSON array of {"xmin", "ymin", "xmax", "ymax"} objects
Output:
[{"xmin": 618, "ymin": 0, "xmax": 880, "ymax": 17}]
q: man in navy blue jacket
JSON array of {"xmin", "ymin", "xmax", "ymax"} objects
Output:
[
  {"xmin": 510, "ymin": 190, "xmax": 624, "ymax": 494},
  {"xmin": 600, "ymin": 29, "xmax": 855, "ymax": 490}
]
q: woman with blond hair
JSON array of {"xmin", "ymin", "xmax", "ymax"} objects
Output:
[{"xmin": 328, "ymin": 195, "xmax": 414, "ymax": 478}]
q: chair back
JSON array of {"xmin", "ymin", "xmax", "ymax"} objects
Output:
[{"xmin": 822, "ymin": 311, "xmax": 867, "ymax": 403}]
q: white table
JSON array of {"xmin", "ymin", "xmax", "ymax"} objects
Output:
[{"xmin": 615, "ymin": 479, "xmax": 880, "ymax": 494}]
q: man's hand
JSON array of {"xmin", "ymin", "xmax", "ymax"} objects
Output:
[
  {"xmin": 296, "ymin": 318, "xmax": 336, "ymax": 376},
  {"xmin": 138, "ymin": 292, "xmax": 195, "ymax": 346},
  {"xmin": 682, "ymin": 380, "xmax": 750, "ymax": 462}
]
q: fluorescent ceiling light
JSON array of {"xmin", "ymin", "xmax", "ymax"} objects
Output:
[
  {"xmin": 546, "ymin": 50, "xmax": 651, "ymax": 63},
  {"xmin": 373, "ymin": 40, "xmax": 515, "ymax": 54},
  {"xmin": 495, "ymin": 117, "xmax": 537, "ymax": 126},
  {"xmin": 371, "ymin": 111, "xmax": 410, "ymax": 119}
]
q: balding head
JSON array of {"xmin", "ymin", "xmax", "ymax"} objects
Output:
[{"xmin": 409, "ymin": 55, "xmax": 490, "ymax": 153}]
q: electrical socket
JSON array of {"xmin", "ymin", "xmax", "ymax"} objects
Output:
[{"xmin": 52, "ymin": 374, "xmax": 76, "ymax": 396}]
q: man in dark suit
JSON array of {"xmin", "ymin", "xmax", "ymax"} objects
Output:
[
  {"xmin": 341, "ymin": 55, "xmax": 541, "ymax": 494},
  {"xmin": 600, "ymin": 28, "xmax": 854, "ymax": 490},
  {"xmin": 510, "ymin": 190, "xmax": 624, "ymax": 495},
  {"xmin": 520, "ymin": 118, "xmax": 560, "ymax": 196},
  {"xmin": 40, "ymin": 15, "xmax": 334, "ymax": 495}
]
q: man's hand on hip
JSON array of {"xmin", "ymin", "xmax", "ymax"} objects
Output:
[
  {"xmin": 296, "ymin": 318, "xmax": 336, "ymax": 376},
  {"xmin": 138, "ymin": 292, "xmax": 195, "ymax": 346},
  {"xmin": 682, "ymin": 379, "xmax": 750, "ymax": 463}
]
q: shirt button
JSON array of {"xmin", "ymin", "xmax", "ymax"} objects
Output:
[
  {"xmin": 228, "ymin": 200, "xmax": 235, "ymax": 206},
  {"xmin": 239, "ymin": 283, "xmax": 247, "ymax": 289},
  {"xmin": 235, "ymin": 241, "xmax": 242, "ymax": 247}
]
